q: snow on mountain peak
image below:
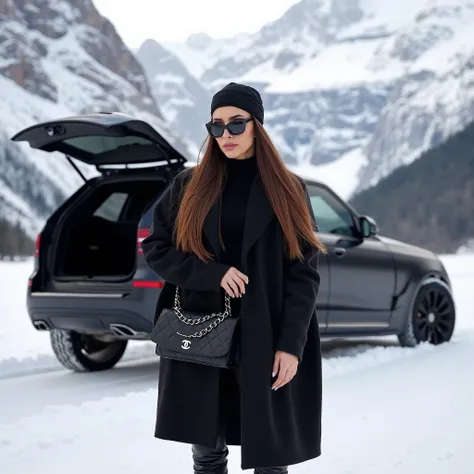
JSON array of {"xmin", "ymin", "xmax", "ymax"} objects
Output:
[{"xmin": 185, "ymin": 32, "xmax": 215, "ymax": 50}]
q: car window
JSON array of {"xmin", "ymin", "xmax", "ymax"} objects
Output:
[
  {"xmin": 63, "ymin": 135, "xmax": 153, "ymax": 155},
  {"xmin": 306, "ymin": 184, "xmax": 357, "ymax": 237},
  {"xmin": 93, "ymin": 192, "xmax": 128, "ymax": 222}
]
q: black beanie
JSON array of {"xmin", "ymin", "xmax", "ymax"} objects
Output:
[{"xmin": 210, "ymin": 82, "xmax": 264, "ymax": 124}]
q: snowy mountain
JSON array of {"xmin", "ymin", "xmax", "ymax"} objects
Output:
[
  {"xmin": 160, "ymin": 0, "xmax": 474, "ymax": 194},
  {"xmin": 359, "ymin": 4, "xmax": 474, "ymax": 188},
  {"xmin": 136, "ymin": 39, "xmax": 211, "ymax": 155},
  {"xmin": 164, "ymin": 32, "xmax": 253, "ymax": 81},
  {"xmin": 0, "ymin": 0, "xmax": 190, "ymax": 235}
]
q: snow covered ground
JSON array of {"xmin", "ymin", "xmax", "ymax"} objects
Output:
[{"xmin": 0, "ymin": 255, "xmax": 473, "ymax": 473}]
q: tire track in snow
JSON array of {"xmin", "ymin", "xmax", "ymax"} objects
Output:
[{"xmin": 0, "ymin": 343, "xmax": 157, "ymax": 380}]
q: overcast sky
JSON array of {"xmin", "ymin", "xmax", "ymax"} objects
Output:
[{"xmin": 93, "ymin": 0, "xmax": 299, "ymax": 47}]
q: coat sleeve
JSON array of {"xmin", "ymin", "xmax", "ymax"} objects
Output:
[
  {"xmin": 141, "ymin": 170, "xmax": 231, "ymax": 291},
  {"xmin": 276, "ymin": 181, "xmax": 321, "ymax": 361}
]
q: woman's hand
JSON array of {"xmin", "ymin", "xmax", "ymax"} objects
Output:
[
  {"xmin": 220, "ymin": 267, "xmax": 249, "ymax": 298},
  {"xmin": 272, "ymin": 350, "xmax": 298, "ymax": 390}
]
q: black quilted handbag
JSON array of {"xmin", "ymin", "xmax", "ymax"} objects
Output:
[{"xmin": 150, "ymin": 287, "xmax": 240, "ymax": 368}]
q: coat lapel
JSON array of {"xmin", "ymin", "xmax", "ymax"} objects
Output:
[
  {"xmin": 240, "ymin": 174, "xmax": 275, "ymax": 263},
  {"xmin": 202, "ymin": 195, "xmax": 223, "ymax": 260},
  {"xmin": 202, "ymin": 174, "xmax": 275, "ymax": 265}
]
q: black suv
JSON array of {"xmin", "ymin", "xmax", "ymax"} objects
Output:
[{"xmin": 12, "ymin": 112, "xmax": 456, "ymax": 373}]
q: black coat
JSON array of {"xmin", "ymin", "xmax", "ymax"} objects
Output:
[{"xmin": 142, "ymin": 168, "xmax": 322, "ymax": 470}]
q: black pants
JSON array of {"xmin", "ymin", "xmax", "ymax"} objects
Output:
[{"xmin": 192, "ymin": 368, "xmax": 288, "ymax": 474}]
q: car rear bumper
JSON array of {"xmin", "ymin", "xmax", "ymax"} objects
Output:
[{"xmin": 26, "ymin": 286, "xmax": 160, "ymax": 336}]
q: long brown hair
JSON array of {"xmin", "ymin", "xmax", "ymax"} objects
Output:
[{"xmin": 174, "ymin": 118, "xmax": 327, "ymax": 263}]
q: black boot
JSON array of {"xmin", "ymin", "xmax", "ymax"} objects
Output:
[{"xmin": 192, "ymin": 435, "xmax": 229, "ymax": 474}]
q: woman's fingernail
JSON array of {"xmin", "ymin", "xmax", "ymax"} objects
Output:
[{"xmin": 272, "ymin": 372, "xmax": 275, "ymax": 377}]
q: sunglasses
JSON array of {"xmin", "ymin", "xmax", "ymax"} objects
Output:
[{"xmin": 205, "ymin": 117, "xmax": 253, "ymax": 138}]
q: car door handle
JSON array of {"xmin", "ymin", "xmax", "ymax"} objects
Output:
[{"xmin": 332, "ymin": 247, "xmax": 346, "ymax": 257}]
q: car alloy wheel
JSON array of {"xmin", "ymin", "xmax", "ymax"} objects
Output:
[
  {"xmin": 412, "ymin": 282, "xmax": 456, "ymax": 345},
  {"xmin": 398, "ymin": 280, "xmax": 456, "ymax": 347}
]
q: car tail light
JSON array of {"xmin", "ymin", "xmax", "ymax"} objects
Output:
[
  {"xmin": 136, "ymin": 227, "xmax": 149, "ymax": 255},
  {"xmin": 35, "ymin": 232, "xmax": 41, "ymax": 257},
  {"xmin": 134, "ymin": 227, "xmax": 164, "ymax": 289},
  {"xmin": 132, "ymin": 280, "xmax": 164, "ymax": 288},
  {"xmin": 29, "ymin": 232, "xmax": 42, "ymax": 287}
]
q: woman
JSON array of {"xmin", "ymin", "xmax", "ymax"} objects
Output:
[{"xmin": 142, "ymin": 82, "xmax": 325, "ymax": 473}]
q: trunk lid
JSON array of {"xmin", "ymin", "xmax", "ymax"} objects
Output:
[{"xmin": 11, "ymin": 112, "xmax": 187, "ymax": 170}]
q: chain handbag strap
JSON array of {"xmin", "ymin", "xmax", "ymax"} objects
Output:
[{"xmin": 173, "ymin": 287, "xmax": 232, "ymax": 338}]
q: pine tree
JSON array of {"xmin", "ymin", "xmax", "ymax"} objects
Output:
[{"xmin": 0, "ymin": 217, "xmax": 35, "ymax": 260}]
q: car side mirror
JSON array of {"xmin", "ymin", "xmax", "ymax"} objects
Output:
[{"xmin": 359, "ymin": 215, "xmax": 379, "ymax": 238}]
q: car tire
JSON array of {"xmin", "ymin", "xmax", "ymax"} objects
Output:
[
  {"xmin": 398, "ymin": 279, "xmax": 456, "ymax": 347},
  {"xmin": 50, "ymin": 329, "xmax": 128, "ymax": 372}
]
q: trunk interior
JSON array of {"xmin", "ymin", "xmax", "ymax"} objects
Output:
[{"xmin": 53, "ymin": 178, "xmax": 167, "ymax": 280}]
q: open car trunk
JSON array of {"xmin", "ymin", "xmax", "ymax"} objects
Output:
[
  {"xmin": 11, "ymin": 112, "xmax": 188, "ymax": 281},
  {"xmin": 53, "ymin": 179, "xmax": 166, "ymax": 280}
]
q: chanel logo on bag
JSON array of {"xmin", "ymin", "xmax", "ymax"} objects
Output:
[{"xmin": 181, "ymin": 340, "xmax": 191, "ymax": 350}]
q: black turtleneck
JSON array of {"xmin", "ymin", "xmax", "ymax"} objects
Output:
[{"xmin": 220, "ymin": 156, "xmax": 258, "ymax": 271}]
